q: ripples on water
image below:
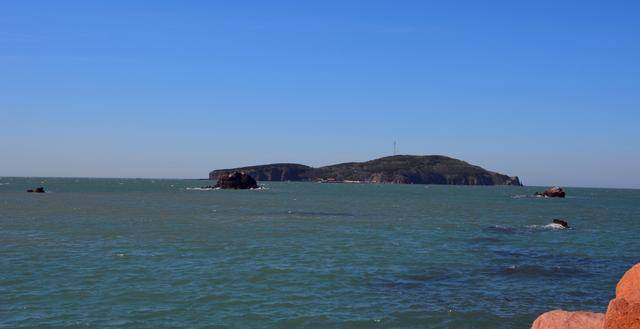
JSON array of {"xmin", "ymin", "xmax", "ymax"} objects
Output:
[{"xmin": 1, "ymin": 178, "xmax": 639, "ymax": 328}]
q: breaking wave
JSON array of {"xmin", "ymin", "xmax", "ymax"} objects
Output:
[
  {"xmin": 186, "ymin": 186, "xmax": 267, "ymax": 191},
  {"xmin": 526, "ymin": 223, "xmax": 569, "ymax": 230}
]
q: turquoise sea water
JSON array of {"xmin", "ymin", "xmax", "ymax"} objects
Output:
[{"xmin": 1, "ymin": 177, "xmax": 639, "ymax": 328}]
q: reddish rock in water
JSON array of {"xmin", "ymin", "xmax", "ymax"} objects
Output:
[
  {"xmin": 213, "ymin": 171, "xmax": 258, "ymax": 189},
  {"xmin": 531, "ymin": 310, "xmax": 604, "ymax": 329},
  {"xmin": 604, "ymin": 263, "xmax": 640, "ymax": 328},
  {"xmin": 535, "ymin": 187, "xmax": 566, "ymax": 198},
  {"xmin": 26, "ymin": 187, "xmax": 45, "ymax": 193}
]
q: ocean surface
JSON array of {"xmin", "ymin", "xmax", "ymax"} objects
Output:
[{"xmin": 1, "ymin": 177, "xmax": 639, "ymax": 328}]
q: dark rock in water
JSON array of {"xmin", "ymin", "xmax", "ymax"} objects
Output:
[
  {"xmin": 27, "ymin": 187, "xmax": 45, "ymax": 193},
  {"xmin": 214, "ymin": 171, "xmax": 258, "ymax": 189},
  {"xmin": 535, "ymin": 186, "xmax": 566, "ymax": 198},
  {"xmin": 552, "ymin": 219, "xmax": 570, "ymax": 228}
]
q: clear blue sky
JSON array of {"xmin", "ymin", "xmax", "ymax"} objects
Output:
[{"xmin": 1, "ymin": 1, "xmax": 639, "ymax": 188}]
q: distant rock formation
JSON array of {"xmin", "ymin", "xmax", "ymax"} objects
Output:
[
  {"xmin": 535, "ymin": 187, "xmax": 566, "ymax": 198},
  {"xmin": 531, "ymin": 263, "xmax": 640, "ymax": 329},
  {"xmin": 26, "ymin": 187, "xmax": 45, "ymax": 193},
  {"xmin": 212, "ymin": 163, "xmax": 312, "ymax": 182},
  {"xmin": 213, "ymin": 172, "xmax": 258, "ymax": 189},
  {"xmin": 209, "ymin": 155, "xmax": 522, "ymax": 186}
]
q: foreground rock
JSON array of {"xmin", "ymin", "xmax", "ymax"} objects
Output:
[
  {"xmin": 26, "ymin": 187, "xmax": 45, "ymax": 193},
  {"xmin": 604, "ymin": 298, "xmax": 640, "ymax": 329},
  {"xmin": 213, "ymin": 172, "xmax": 258, "ymax": 189},
  {"xmin": 532, "ymin": 262, "xmax": 640, "ymax": 329},
  {"xmin": 604, "ymin": 263, "xmax": 640, "ymax": 329},
  {"xmin": 614, "ymin": 263, "xmax": 640, "ymax": 302},
  {"xmin": 535, "ymin": 187, "xmax": 566, "ymax": 198},
  {"xmin": 531, "ymin": 310, "xmax": 604, "ymax": 329}
]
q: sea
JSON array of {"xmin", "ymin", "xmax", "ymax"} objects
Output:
[{"xmin": 1, "ymin": 177, "xmax": 639, "ymax": 328}]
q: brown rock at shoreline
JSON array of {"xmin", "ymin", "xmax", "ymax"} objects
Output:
[
  {"xmin": 531, "ymin": 310, "xmax": 604, "ymax": 329},
  {"xmin": 604, "ymin": 298, "xmax": 640, "ymax": 329},
  {"xmin": 615, "ymin": 263, "xmax": 640, "ymax": 302},
  {"xmin": 604, "ymin": 263, "xmax": 640, "ymax": 328},
  {"xmin": 532, "ymin": 262, "xmax": 640, "ymax": 329}
]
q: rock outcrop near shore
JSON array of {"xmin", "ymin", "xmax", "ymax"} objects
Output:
[
  {"xmin": 213, "ymin": 172, "xmax": 258, "ymax": 189},
  {"xmin": 209, "ymin": 155, "xmax": 522, "ymax": 186},
  {"xmin": 531, "ymin": 263, "xmax": 640, "ymax": 329}
]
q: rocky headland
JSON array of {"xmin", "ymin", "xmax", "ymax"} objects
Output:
[{"xmin": 209, "ymin": 155, "xmax": 522, "ymax": 186}]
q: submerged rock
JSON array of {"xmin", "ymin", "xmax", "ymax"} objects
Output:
[
  {"xmin": 552, "ymin": 219, "xmax": 570, "ymax": 228},
  {"xmin": 26, "ymin": 187, "xmax": 45, "ymax": 193},
  {"xmin": 535, "ymin": 187, "xmax": 566, "ymax": 198},
  {"xmin": 531, "ymin": 310, "xmax": 604, "ymax": 329},
  {"xmin": 213, "ymin": 171, "xmax": 258, "ymax": 189}
]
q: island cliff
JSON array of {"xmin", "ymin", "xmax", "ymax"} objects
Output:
[{"xmin": 209, "ymin": 155, "xmax": 522, "ymax": 186}]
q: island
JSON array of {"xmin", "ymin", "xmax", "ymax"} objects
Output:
[{"xmin": 209, "ymin": 155, "xmax": 522, "ymax": 186}]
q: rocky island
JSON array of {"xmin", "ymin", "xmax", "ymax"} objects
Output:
[{"xmin": 210, "ymin": 155, "xmax": 522, "ymax": 186}]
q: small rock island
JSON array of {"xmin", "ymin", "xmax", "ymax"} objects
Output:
[
  {"xmin": 212, "ymin": 171, "xmax": 258, "ymax": 189},
  {"xmin": 535, "ymin": 187, "xmax": 566, "ymax": 198},
  {"xmin": 209, "ymin": 155, "xmax": 522, "ymax": 186}
]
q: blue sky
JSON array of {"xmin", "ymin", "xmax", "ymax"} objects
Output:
[{"xmin": 1, "ymin": 1, "xmax": 639, "ymax": 188}]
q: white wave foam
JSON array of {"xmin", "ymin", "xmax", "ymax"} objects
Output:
[
  {"xmin": 544, "ymin": 223, "xmax": 567, "ymax": 230},
  {"xmin": 511, "ymin": 194, "xmax": 528, "ymax": 199},
  {"xmin": 527, "ymin": 223, "xmax": 567, "ymax": 230},
  {"xmin": 187, "ymin": 186, "xmax": 267, "ymax": 191},
  {"xmin": 186, "ymin": 187, "xmax": 219, "ymax": 191}
]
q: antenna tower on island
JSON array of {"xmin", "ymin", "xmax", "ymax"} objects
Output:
[{"xmin": 394, "ymin": 141, "xmax": 397, "ymax": 155}]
